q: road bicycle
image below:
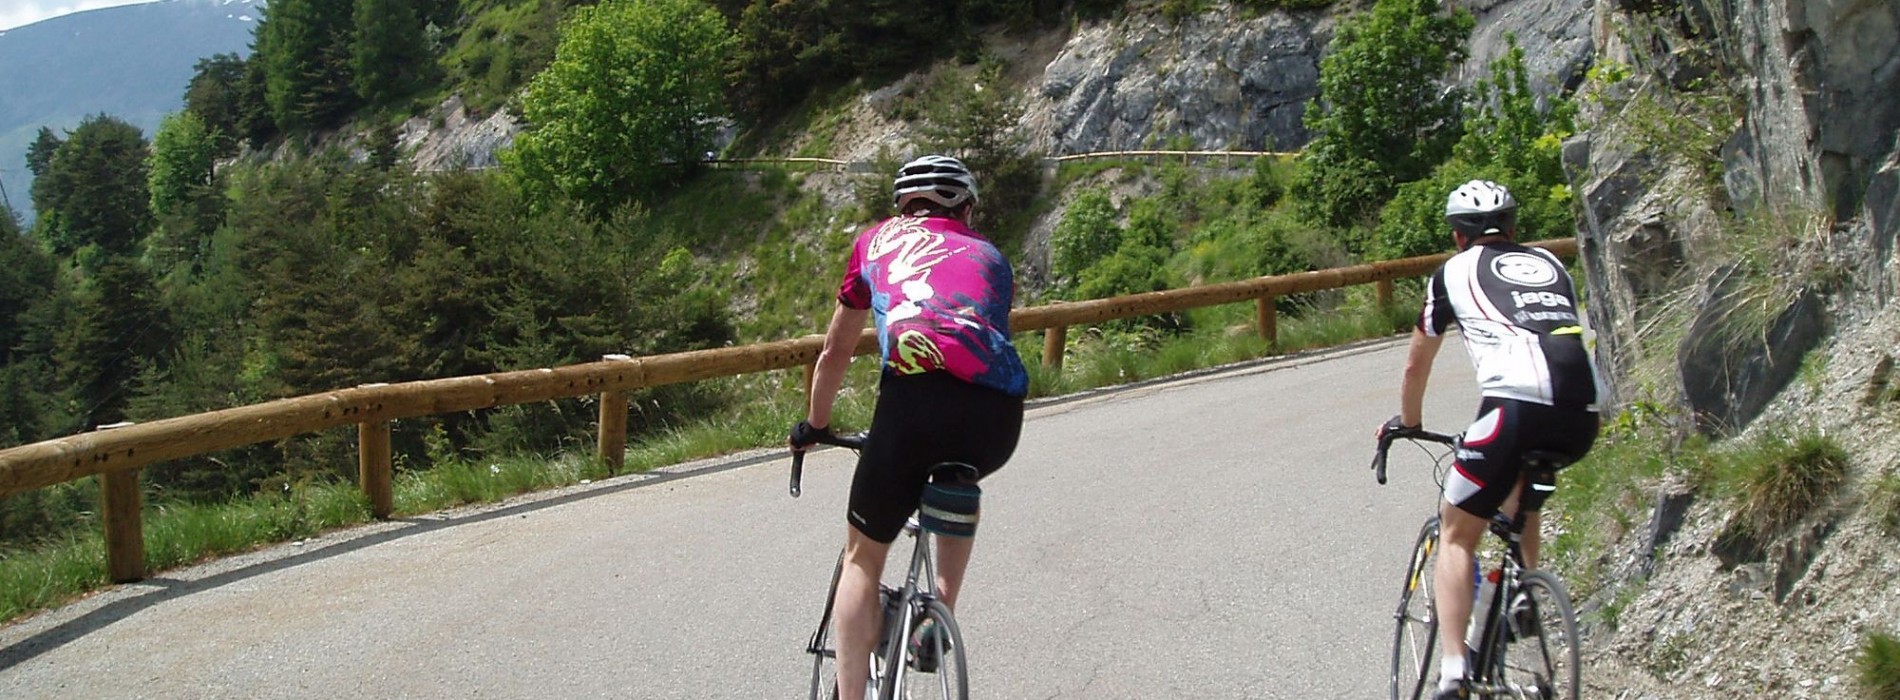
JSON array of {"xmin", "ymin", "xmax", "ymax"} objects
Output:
[
  {"xmin": 790, "ymin": 430, "xmax": 971, "ymax": 700},
  {"xmin": 1373, "ymin": 428, "xmax": 1582, "ymax": 700}
]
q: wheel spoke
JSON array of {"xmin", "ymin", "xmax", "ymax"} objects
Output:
[{"xmin": 1391, "ymin": 518, "xmax": 1441, "ymax": 700}]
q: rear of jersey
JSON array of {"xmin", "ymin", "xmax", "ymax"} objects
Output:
[
  {"xmin": 838, "ymin": 215, "xmax": 1030, "ymax": 398},
  {"xmin": 1420, "ymin": 242, "xmax": 1600, "ymax": 409}
]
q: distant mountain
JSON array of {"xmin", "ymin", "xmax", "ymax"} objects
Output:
[{"xmin": 0, "ymin": 0, "xmax": 261, "ymax": 223}]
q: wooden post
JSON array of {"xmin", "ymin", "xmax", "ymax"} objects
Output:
[
  {"xmin": 597, "ymin": 390, "xmax": 628, "ymax": 475},
  {"xmin": 358, "ymin": 420, "xmax": 393, "ymax": 518},
  {"xmin": 597, "ymin": 354, "xmax": 634, "ymax": 475},
  {"xmin": 101, "ymin": 469, "xmax": 144, "ymax": 583},
  {"xmin": 1375, "ymin": 278, "xmax": 1394, "ymax": 312},
  {"xmin": 1256, "ymin": 296, "xmax": 1278, "ymax": 347},
  {"xmin": 1042, "ymin": 326, "xmax": 1068, "ymax": 370}
]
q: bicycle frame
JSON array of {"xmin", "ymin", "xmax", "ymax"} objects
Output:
[
  {"xmin": 880, "ymin": 520, "xmax": 942, "ymax": 699},
  {"xmin": 1465, "ymin": 511, "xmax": 1531, "ymax": 695},
  {"xmin": 805, "ymin": 519, "xmax": 946, "ymax": 700}
]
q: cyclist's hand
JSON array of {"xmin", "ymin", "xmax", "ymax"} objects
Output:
[
  {"xmin": 789, "ymin": 420, "xmax": 832, "ymax": 451},
  {"xmin": 1378, "ymin": 415, "xmax": 1422, "ymax": 440}
]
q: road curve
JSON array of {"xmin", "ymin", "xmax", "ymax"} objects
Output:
[{"xmin": 0, "ymin": 336, "xmax": 1480, "ymax": 699}]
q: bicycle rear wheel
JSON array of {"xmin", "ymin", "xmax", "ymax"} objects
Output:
[
  {"xmin": 881, "ymin": 599, "xmax": 968, "ymax": 700},
  {"xmin": 1390, "ymin": 517, "xmax": 1441, "ymax": 700},
  {"xmin": 1496, "ymin": 570, "xmax": 1581, "ymax": 700}
]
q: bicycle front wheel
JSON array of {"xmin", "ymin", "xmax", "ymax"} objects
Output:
[
  {"xmin": 1497, "ymin": 569, "xmax": 1581, "ymax": 700},
  {"xmin": 1390, "ymin": 517, "xmax": 1441, "ymax": 700},
  {"xmin": 881, "ymin": 599, "xmax": 969, "ymax": 700}
]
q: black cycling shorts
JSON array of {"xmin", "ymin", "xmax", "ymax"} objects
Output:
[
  {"xmin": 1444, "ymin": 396, "xmax": 1600, "ymax": 518},
  {"xmin": 848, "ymin": 370, "xmax": 1024, "ymax": 543}
]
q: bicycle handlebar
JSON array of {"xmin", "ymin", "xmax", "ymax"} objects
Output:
[
  {"xmin": 789, "ymin": 430, "xmax": 867, "ymax": 498},
  {"xmin": 1372, "ymin": 427, "xmax": 1457, "ymax": 485}
]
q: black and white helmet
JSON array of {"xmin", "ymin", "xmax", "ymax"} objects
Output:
[
  {"xmin": 1444, "ymin": 179, "xmax": 1517, "ymax": 240},
  {"xmin": 892, "ymin": 155, "xmax": 979, "ymax": 211}
]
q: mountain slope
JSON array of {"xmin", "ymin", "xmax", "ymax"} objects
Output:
[{"xmin": 0, "ymin": 0, "xmax": 260, "ymax": 221}]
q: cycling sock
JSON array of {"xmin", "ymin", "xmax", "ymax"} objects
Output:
[{"xmin": 1439, "ymin": 655, "xmax": 1468, "ymax": 690}]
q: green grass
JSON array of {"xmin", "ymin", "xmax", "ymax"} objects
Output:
[
  {"xmin": 1716, "ymin": 430, "xmax": 1849, "ymax": 541},
  {"xmin": 1541, "ymin": 409, "xmax": 1680, "ymax": 600},
  {"xmin": 1859, "ymin": 631, "xmax": 1900, "ymax": 700}
]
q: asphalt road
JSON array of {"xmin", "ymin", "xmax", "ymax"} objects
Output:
[{"xmin": 0, "ymin": 336, "xmax": 1480, "ymax": 699}]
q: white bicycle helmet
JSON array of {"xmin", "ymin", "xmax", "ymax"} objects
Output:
[
  {"xmin": 1444, "ymin": 179, "xmax": 1518, "ymax": 240},
  {"xmin": 892, "ymin": 155, "xmax": 979, "ymax": 211}
]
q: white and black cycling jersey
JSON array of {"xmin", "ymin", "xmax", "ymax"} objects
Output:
[{"xmin": 1420, "ymin": 242, "xmax": 1601, "ymax": 409}]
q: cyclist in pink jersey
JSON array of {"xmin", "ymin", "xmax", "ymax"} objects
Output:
[{"xmin": 791, "ymin": 155, "xmax": 1027, "ymax": 700}]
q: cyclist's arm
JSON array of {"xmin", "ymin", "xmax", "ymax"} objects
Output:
[
  {"xmin": 1399, "ymin": 327, "xmax": 1443, "ymax": 427},
  {"xmin": 806, "ymin": 302, "xmax": 871, "ymax": 430}
]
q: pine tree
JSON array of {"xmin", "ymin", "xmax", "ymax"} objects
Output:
[
  {"xmin": 259, "ymin": 0, "xmax": 361, "ymax": 132},
  {"xmin": 184, "ymin": 53, "xmax": 253, "ymax": 156},
  {"xmin": 54, "ymin": 255, "xmax": 174, "ymax": 429},
  {"xmin": 24, "ymin": 128, "xmax": 61, "ymax": 178},
  {"xmin": 352, "ymin": 0, "xmax": 431, "ymax": 109},
  {"xmin": 28, "ymin": 115, "xmax": 154, "ymax": 258}
]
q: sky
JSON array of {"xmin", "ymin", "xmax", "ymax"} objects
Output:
[{"xmin": 0, "ymin": 0, "xmax": 160, "ymax": 32}]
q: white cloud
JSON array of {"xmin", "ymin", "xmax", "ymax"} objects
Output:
[{"xmin": 0, "ymin": 1, "xmax": 162, "ymax": 32}]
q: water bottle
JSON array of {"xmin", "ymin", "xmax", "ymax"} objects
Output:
[{"xmin": 1466, "ymin": 567, "xmax": 1499, "ymax": 650}]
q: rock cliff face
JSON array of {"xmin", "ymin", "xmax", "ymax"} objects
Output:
[
  {"xmin": 1017, "ymin": 0, "xmax": 1599, "ymax": 155},
  {"xmin": 1566, "ymin": 0, "xmax": 1900, "ymax": 432},
  {"xmin": 1557, "ymin": 2, "xmax": 1899, "ymax": 697},
  {"xmin": 1021, "ymin": 10, "xmax": 1333, "ymax": 154}
]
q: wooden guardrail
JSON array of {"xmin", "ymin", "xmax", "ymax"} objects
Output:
[{"xmin": 0, "ymin": 238, "xmax": 1575, "ymax": 582}]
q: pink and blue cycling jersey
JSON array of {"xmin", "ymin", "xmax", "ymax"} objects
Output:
[{"xmin": 837, "ymin": 215, "xmax": 1029, "ymax": 398}]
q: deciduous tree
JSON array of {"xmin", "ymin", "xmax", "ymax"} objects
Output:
[
  {"xmin": 1293, "ymin": 0, "xmax": 1473, "ymax": 230},
  {"xmin": 506, "ymin": 0, "xmax": 735, "ymax": 216}
]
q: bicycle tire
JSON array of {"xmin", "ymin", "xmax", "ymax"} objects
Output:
[
  {"xmin": 1390, "ymin": 517, "xmax": 1441, "ymax": 700},
  {"xmin": 880, "ymin": 599, "xmax": 969, "ymax": 700},
  {"xmin": 1494, "ymin": 569, "xmax": 1581, "ymax": 700}
]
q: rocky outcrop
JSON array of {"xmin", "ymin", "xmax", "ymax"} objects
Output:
[
  {"xmin": 1566, "ymin": 0, "xmax": 1899, "ymax": 432},
  {"xmin": 1020, "ymin": 10, "xmax": 1334, "ymax": 154},
  {"xmin": 1452, "ymin": 0, "xmax": 1597, "ymax": 100},
  {"xmin": 397, "ymin": 95, "xmax": 521, "ymax": 172}
]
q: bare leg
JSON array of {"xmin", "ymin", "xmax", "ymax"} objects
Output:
[
  {"xmin": 1520, "ymin": 510, "xmax": 1542, "ymax": 570},
  {"xmin": 933, "ymin": 534, "xmax": 975, "ymax": 611},
  {"xmin": 835, "ymin": 528, "xmax": 891, "ymax": 700},
  {"xmin": 1494, "ymin": 476, "xmax": 1538, "ymax": 569},
  {"xmin": 1434, "ymin": 501, "xmax": 1489, "ymax": 684}
]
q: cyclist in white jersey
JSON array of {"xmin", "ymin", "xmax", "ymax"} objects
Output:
[{"xmin": 1377, "ymin": 180, "xmax": 1602, "ymax": 700}]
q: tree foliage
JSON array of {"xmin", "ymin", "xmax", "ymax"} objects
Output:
[
  {"xmin": 184, "ymin": 53, "xmax": 274, "ymax": 154},
  {"xmin": 148, "ymin": 112, "xmax": 218, "ymax": 221},
  {"xmin": 54, "ymin": 255, "xmax": 175, "ymax": 430},
  {"xmin": 24, "ymin": 128, "xmax": 60, "ymax": 178},
  {"xmin": 918, "ymin": 58, "xmax": 1044, "ymax": 242},
  {"xmin": 258, "ymin": 0, "xmax": 361, "ymax": 132},
  {"xmin": 352, "ymin": 0, "xmax": 432, "ymax": 109},
  {"xmin": 506, "ymin": 0, "xmax": 736, "ymax": 216},
  {"xmin": 1293, "ymin": 0, "xmax": 1473, "ymax": 230},
  {"xmin": 1373, "ymin": 37, "xmax": 1576, "ymax": 259},
  {"xmin": 29, "ymin": 115, "xmax": 154, "ymax": 258}
]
